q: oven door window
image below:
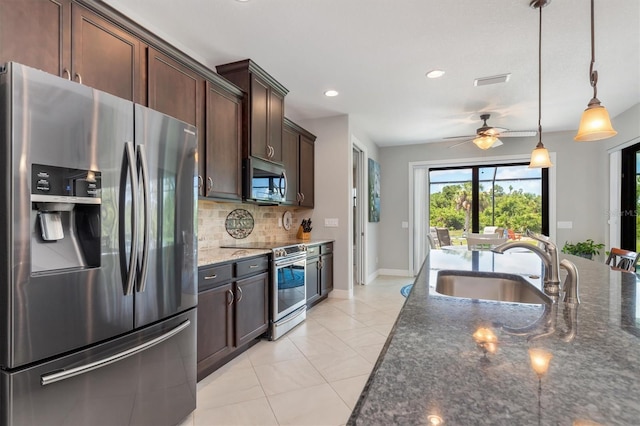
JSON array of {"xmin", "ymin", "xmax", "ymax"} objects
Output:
[{"xmin": 276, "ymin": 261, "xmax": 306, "ymax": 316}]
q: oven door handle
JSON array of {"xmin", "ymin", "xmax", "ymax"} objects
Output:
[{"xmin": 274, "ymin": 253, "xmax": 307, "ymax": 267}]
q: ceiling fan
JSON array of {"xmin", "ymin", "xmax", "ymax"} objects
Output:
[{"xmin": 446, "ymin": 114, "xmax": 537, "ymax": 150}]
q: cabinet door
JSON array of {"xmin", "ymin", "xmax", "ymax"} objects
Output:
[
  {"xmin": 250, "ymin": 76, "xmax": 269, "ymax": 160},
  {"xmin": 234, "ymin": 272, "xmax": 269, "ymax": 347},
  {"xmin": 147, "ymin": 48, "xmax": 202, "ymax": 126},
  {"xmin": 306, "ymin": 257, "xmax": 321, "ymax": 306},
  {"xmin": 0, "ymin": 0, "xmax": 71, "ymax": 77},
  {"xmin": 282, "ymin": 125, "xmax": 299, "ymax": 204},
  {"xmin": 320, "ymin": 253, "xmax": 334, "ymax": 296},
  {"xmin": 269, "ymin": 90, "xmax": 284, "ymax": 162},
  {"xmin": 204, "ymin": 81, "xmax": 242, "ymax": 200},
  {"xmin": 71, "ymin": 4, "xmax": 142, "ymax": 102},
  {"xmin": 197, "ymin": 283, "xmax": 233, "ymax": 381},
  {"xmin": 299, "ymin": 135, "xmax": 315, "ymax": 207}
]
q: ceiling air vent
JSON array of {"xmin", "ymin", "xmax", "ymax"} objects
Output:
[{"xmin": 474, "ymin": 73, "xmax": 511, "ymax": 87}]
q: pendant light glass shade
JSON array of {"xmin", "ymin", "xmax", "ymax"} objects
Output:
[
  {"xmin": 528, "ymin": 0, "xmax": 553, "ymax": 169},
  {"xmin": 473, "ymin": 135, "xmax": 497, "ymax": 150},
  {"xmin": 529, "ymin": 142, "xmax": 553, "ymax": 168},
  {"xmin": 574, "ymin": 0, "xmax": 617, "ymax": 141},
  {"xmin": 574, "ymin": 103, "xmax": 617, "ymax": 141}
]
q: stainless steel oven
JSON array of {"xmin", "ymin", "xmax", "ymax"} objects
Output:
[{"xmin": 271, "ymin": 247, "xmax": 307, "ymax": 340}]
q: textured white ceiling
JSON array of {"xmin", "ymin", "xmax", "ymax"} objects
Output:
[{"xmin": 103, "ymin": 0, "xmax": 640, "ymax": 146}]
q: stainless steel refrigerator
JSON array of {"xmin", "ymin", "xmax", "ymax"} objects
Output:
[{"xmin": 0, "ymin": 62, "xmax": 198, "ymax": 425}]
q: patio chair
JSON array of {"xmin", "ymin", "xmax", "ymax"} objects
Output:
[{"xmin": 435, "ymin": 227, "xmax": 451, "ymax": 247}]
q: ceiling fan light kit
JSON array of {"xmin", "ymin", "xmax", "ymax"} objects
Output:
[
  {"xmin": 473, "ymin": 135, "xmax": 498, "ymax": 150},
  {"xmin": 574, "ymin": 0, "xmax": 617, "ymax": 141},
  {"xmin": 528, "ymin": 0, "xmax": 553, "ymax": 168}
]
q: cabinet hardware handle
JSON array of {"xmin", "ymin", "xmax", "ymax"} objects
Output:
[
  {"xmin": 236, "ymin": 286, "xmax": 243, "ymax": 302},
  {"xmin": 207, "ymin": 176, "xmax": 213, "ymax": 194},
  {"xmin": 249, "ymin": 264, "xmax": 259, "ymax": 269},
  {"xmin": 198, "ymin": 175, "xmax": 204, "ymax": 196},
  {"xmin": 62, "ymin": 68, "xmax": 71, "ymax": 80},
  {"xmin": 300, "ymin": 193, "xmax": 305, "ymax": 203},
  {"xmin": 204, "ymin": 274, "xmax": 217, "ymax": 280},
  {"xmin": 227, "ymin": 289, "xmax": 234, "ymax": 305},
  {"xmin": 74, "ymin": 73, "xmax": 82, "ymax": 84}
]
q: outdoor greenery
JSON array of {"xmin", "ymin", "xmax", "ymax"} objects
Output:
[
  {"xmin": 430, "ymin": 182, "xmax": 542, "ymax": 233},
  {"xmin": 561, "ymin": 239, "xmax": 605, "ymax": 258}
]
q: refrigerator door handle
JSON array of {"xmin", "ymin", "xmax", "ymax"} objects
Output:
[
  {"xmin": 121, "ymin": 142, "xmax": 139, "ymax": 296},
  {"xmin": 136, "ymin": 144, "xmax": 151, "ymax": 293},
  {"xmin": 40, "ymin": 320, "xmax": 191, "ymax": 386}
]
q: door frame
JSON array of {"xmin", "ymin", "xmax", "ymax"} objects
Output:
[{"xmin": 352, "ymin": 137, "xmax": 367, "ymax": 285}]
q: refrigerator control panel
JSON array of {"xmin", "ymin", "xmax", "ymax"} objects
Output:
[{"xmin": 31, "ymin": 164, "xmax": 101, "ymax": 200}]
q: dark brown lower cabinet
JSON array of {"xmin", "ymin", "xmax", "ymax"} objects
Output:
[
  {"xmin": 197, "ymin": 256, "xmax": 269, "ymax": 381},
  {"xmin": 306, "ymin": 242, "xmax": 334, "ymax": 308}
]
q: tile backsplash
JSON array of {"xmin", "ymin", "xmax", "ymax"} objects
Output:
[{"xmin": 197, "ymin": 198, "xmax": 313, "ymax": 250}]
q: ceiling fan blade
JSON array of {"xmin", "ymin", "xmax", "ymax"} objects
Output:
[
  {"xmin": 497, "ymin": 130, "xmax": 537, "ymax": 138},
  {"xmin": 483, "ymin": 127, "xmax": 508, "ymax": 137},
  {"xmin": 443, "ymin": 134, "xmax": 476, "ymax": 140},
  {"xmin": 489, "ymin": 138, "xmax": 504, "ymax": 148},
  {"xmin": 448, "ymin": 139, "xmax": 472, "ymax": 148}
]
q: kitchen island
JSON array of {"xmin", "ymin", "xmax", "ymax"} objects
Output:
[{"xmin": 349, "ymin": 249, "xmax": 640, "ymax": 425}]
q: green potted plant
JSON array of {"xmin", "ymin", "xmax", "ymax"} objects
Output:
[{"xmin": 561, "ymin": 239, "xmax": 605, "ymax": 259}]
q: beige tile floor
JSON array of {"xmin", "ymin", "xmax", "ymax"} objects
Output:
[{"xmin": 179, "ymin": 275, "xmax": 410, "ymax": 426}]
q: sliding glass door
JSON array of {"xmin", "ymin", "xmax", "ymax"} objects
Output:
[
  {"xmin": 429, "ymin": 162, "xmax": 548, "ymax": 243},
  {"xmin": 621, "ymin": 143, "xmax": 640, "ymax": 251}
]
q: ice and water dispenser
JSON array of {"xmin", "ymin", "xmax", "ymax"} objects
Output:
[{"xmin": 31, "ymin": 164, "xmax": 102, "ymax": 273}]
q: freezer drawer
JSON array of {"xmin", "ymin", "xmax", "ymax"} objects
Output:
[{"xmin": 0, "ymin": 309, "xmax": 196, "ymax": 426}]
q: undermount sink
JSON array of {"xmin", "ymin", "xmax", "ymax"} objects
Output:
[{"xmin": 435, "ymin": 270, "xmax": 552, "ymax": 305}]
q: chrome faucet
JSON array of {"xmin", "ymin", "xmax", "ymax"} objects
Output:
[{"xmin": 492, "ymin": 230, "xmax": 561, "ymax": 296}]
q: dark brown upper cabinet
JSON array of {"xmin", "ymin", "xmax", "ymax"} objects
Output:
[
  {"xmin": 0, "ymin": 0, "xmax": 144, "ymax": 103},
  {"xmin": 283, "ymin": 118, "xmax": 316, "ymax": 208},
  {"xmin": 202, "ymin": 78, "xmax": 244, "ymax": 201},
  {"xmin": 216, "ymin": 59, "xmax": 288, "ymax": 164},
  {"xmin": 147, "ymin": 47, "xmax": 203, "ymax": 127}
]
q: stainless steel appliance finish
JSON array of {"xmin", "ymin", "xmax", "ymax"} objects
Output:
[
  {"xmin": 0, "ymin": 63, "xmax": 197, "ymax": 426},
  {"xmin": 271, "ymin": 250, "xmax": 307, "ymax": 340},
  {"xmin": 243, "ymin": 156, "xmax": 287, "ymax": 204}
]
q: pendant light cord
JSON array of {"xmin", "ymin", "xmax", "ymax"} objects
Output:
[
  {"xmin": 537, "ymin": 3, "xmax": 543, "ymax": 147},
  {"xmin": 589, "ymin": 0, "xmax": 598, "ymax": 99}
]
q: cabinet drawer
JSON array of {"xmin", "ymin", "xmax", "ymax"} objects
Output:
[
  {"xmin": 321, "ymin": 243, "xmax": 333, "ymax": 255},
  {"xmin": 306, "ymin": 245, "xmax": 320, "ymax": 258},
  {"xmin": 198, "ymin": 263, "xmax": 233, "ymax": 290},
  {"xmin": 236, "ymin": 256, "xmax": 269, "ymax": 278}
]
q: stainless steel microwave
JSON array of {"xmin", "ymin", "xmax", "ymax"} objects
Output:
[{"xmin": 243, "ymin": 156, "xmax": 287, "ymax": 205}]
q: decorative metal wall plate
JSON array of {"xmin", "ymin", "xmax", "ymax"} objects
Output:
[{"xmin": 225, "ymin": 209, "xmax": 254, "ymax": 239}]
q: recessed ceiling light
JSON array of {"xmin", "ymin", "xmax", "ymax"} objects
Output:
[
  {"xmin": 426, "ymin": 69, "xmax": 445, "ymax": 79},
  {"xmin": 324, "ymin": 90, "xmax": 339, "ymax": 97},
  {"xmin": 235, "ymin": 0, "xmax": 250, "ymax": 2}
]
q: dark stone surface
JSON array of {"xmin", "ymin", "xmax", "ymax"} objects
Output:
[{"xmin": 349, "ymin": 249, "xmax": 640, "ymax": 425}]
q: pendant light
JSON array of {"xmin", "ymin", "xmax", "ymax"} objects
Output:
[
  {"xmin": 574, "ymin": 0, "xmax": 617, "ymax": 141},
  {"xmin": 529, "ymin": 0, "xmax": 553, "ymax": 169}
]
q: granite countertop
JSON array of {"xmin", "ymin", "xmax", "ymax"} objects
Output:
[
  {"xmin": 197, "ymin": 239, "xmax": 334, "ymax": 266},
  {"xmin": 349, "ymin": 248, "xmax": 640, "ymax": 425}
]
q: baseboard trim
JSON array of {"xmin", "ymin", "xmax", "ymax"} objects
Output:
[
  {"xmin": 378, "ymin": 268, "xmax": 412, "ymax": 277},
  {"xmin": 365, "ymin": 270, "xmax": 379, "ymax": 285},
  {"xmin": 328, "ymin": 288, "xmax": 353, "ymax": 299}
]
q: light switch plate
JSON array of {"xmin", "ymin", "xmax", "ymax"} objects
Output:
[
  {"xmin": 325, "ymin": 218, "xmax": 339, "ymax": 227},
  {"xmin": 557, "ymin": 221, "xmax": 573, "ymax": 229}
]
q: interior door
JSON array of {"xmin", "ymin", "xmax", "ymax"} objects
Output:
[
  {"xmin": 621, "ymin": 143, "xmax": 640, "ymax": 250},
  {"xmin": 133, "ymin": 105, "xmax": 197, "ymax": 328}
]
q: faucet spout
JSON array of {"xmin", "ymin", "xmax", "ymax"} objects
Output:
[{"xmin": 492, "ymin": 237, "xmax": 561, "ymax": 296}]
